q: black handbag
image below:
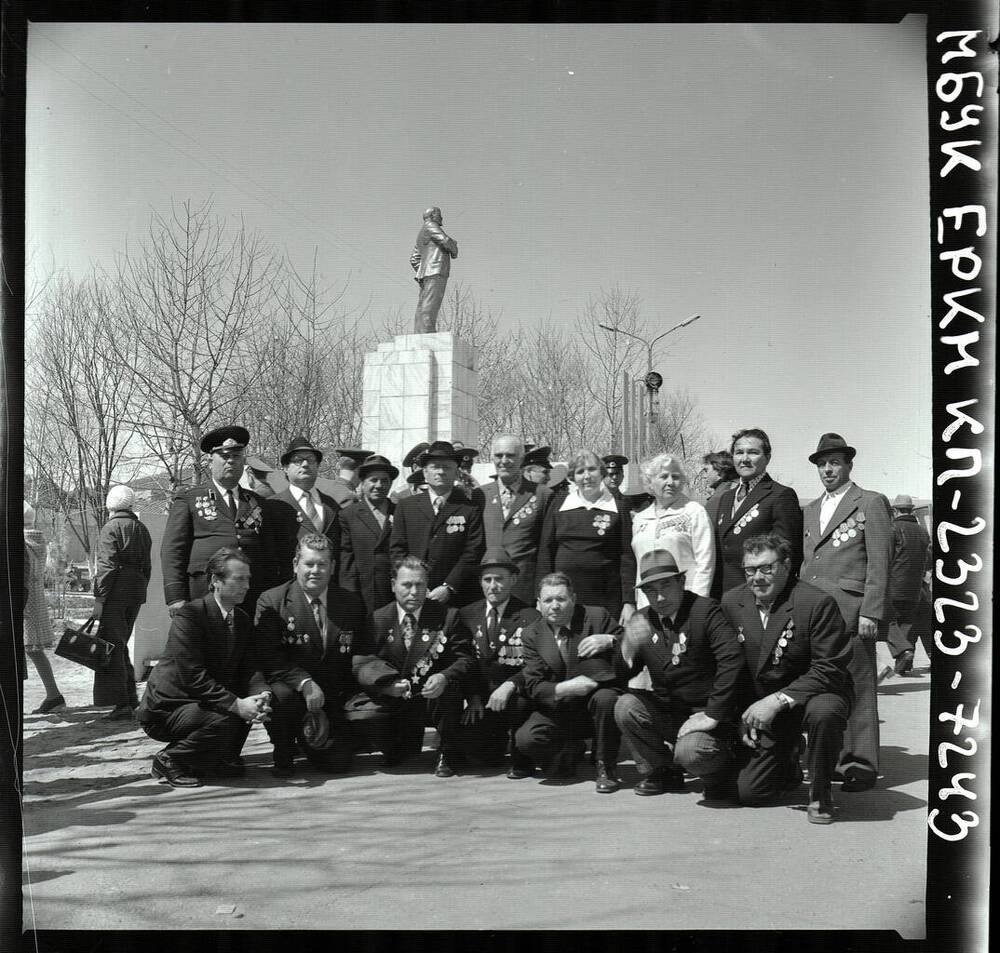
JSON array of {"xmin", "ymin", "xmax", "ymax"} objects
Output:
[{"xmin": 55, "ymin": 617, "xmax": 115, "ymax": 672}]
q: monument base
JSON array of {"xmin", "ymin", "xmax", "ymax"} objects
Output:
[{"xmin": 361, "ymin": 332, "xmax": 478, "ymax": 482}]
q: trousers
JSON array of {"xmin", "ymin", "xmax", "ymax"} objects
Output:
[
  {"xmin": 514, "ymin": 687, "xmax": 622, "ymax": 771},
  {"xmin": 414, "ymin": 275, "xmax": 448, "ymax": 333},
  {"xmin": 140, "ymin": 702, "xmax": 250, "ymax": 769},
  {"xmin": 93, "ymin": 600, "xmax": 141, "ymax": 708}
]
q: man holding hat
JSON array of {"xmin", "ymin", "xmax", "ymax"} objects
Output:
[
  {"xmin": 613, "ymin": 550, "xmax": 744, "ymax": 797},
  {"xmin": 478, "ymin": 434, "xmax": 554, "ymax": 603},
  {"xmin": 390, "ymin": 442, "xmax": 430, "ymax": 502},
  {"xmin": 243, "ymin": 457, "xmax": 276, "ymax": 499},
  {"xmin": 886, "ymin": 494, "xmax": 932, "ymax": 674},
  {"xmin": 339, "ymin": 454, "xmax": 399, "ymax": 615},
  {"xmin": 801, "ymin": 433, "xmax": 893, "ymax": 792},
  {"xmin": 328, "ymin": 449, "xmax": 373, "ymax": 507},
  {"xmin": 389, "ymin": 440, "xmax": 485, "ymax": 607},
  {"xmin": 522, "ymin": 446, "xmax": 553, "ymax": 488},
  {"xmin": 456, "ymin": 547, "xmax": 542, "ymax": 776},
  {"xmin": 261, "ymin": 436, "xmax": 341, "ymax": 591},
  {"xmin": 161, "ymin": 425, "xmax": 268, "ymax": 614}
]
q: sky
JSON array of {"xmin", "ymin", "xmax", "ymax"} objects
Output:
[{"xmin": 26, "ymin": 19, "xmax": 932, "ymax": 499}]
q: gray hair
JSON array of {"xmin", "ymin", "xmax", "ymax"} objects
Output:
[
  {"xmin": 639, "ymin": 453, "xmax": 688, "ymax": 486},
  {"xmin": 491, "ymin": 433, "xmax": 525, "ymax": 457},
  {"xmin": 106, "ymin": 485, "xmax": 136, "ymax": 511}
]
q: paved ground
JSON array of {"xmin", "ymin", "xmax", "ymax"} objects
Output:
[{"xmin": 20, "ymin": 643, "xmax": 930, "ymax": 935}]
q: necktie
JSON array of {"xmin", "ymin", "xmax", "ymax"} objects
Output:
[
  {"xmin": 486, "ymin": 606, "xmax": 500, "ymax": 644},
  {"xmin": 732, "ymin": 481, "xmax": 749, "ymax": 517},
  {"xmin": 225, "ymin": 611, "xmax": 235, "ymax": 638},
  {"xmin": 371, "ymin": 504, "xmax": 386, "ymax": 528},
  {"xmin": 499, "ymin": 485, "xmax": 513, "ymax": 519},
  {"xmin": 432, "ymin": 494, "xmax": 443, "ymax": 515},
  {"xmin": 302, "ymin": 493, "xmax": 319, "ymax": 527},
  {"xmin": 402, "ymin": 612, "xmax": 416, "ymax": 650},
  {"xmin": 556, "ymin": 627, "xmax": 571, "ymax": 667},
  {"xmin": 226, "ymin": 490, "xmax": 237, "ymax": 520},
  {"xmin": 311, "ymin": 598, "xmax": 326, "ymax": 649}
]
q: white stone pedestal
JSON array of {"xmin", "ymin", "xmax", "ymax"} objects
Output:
[{"xmin": 361, "ymin": 332, "xmax": 478, "ymax": 478}]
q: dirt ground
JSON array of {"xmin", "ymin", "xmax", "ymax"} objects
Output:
[{"xmin": 19, "ymin": 629, "xmax": 932, "ymax": 937}]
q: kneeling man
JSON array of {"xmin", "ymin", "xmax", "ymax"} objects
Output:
[
  {"xmin": 137, "ymin": 546, "xmax": 271, "ymax": 787},
  {"xmin": 614, "ymin": 550, "xmax": 744, "ymax": 797},
  {"xmin": 721, "ymin": 533, "xmax": 854, "ymax": 823},
  {"xmin": 355, "ymin": 556, "xmax": 474, "ymax": 777},
  {"xmin": 254, "ymin": 534, "xmax": 373, "ymax": 777},
  {"xmin": 514, "ymin": 572, "xmax": 624, "ymax": 792}
]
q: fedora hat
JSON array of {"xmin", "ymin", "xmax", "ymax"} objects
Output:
[
  {"xmin": 301, "ymin": 709, "xmax": 332, "ymax": 750},
  {"xmin": 808, "ymin": 433, "xmax": 857, "ymax": 464},
  {"xmin": 891, "ymin": 493, "xmax": 914, "ymax": 510},
  {"xmin": 575, "ymin": 654, "xmax": 619, "ymax": 683},
  {"xmin": 200, "ymin": 425, "xmax": 249, "ymax": 454},
  {"xmin": 280, "ymin": 435, "xmax": 324, "ymax": 466},
  {"xmin": 636, "ymin": 550, "xmax": 685, "ymax": 588},
  {"xmin": 406, "ymin": 468, "xmax": 426, "ymax": 487},
  {"xmin": 417, "ymin": 440, "xmax": 463, "ymax": 466},
  {"xmin": 245, "ymin": 456, "xmax": 274, "ymax": 474},
  {"xmin": 479, "ymin": 547, "xmax": 519, "ymax": 575},
  {"xmin": 358, "ymin": 454, "xmax": 400, "ymax": 481},
  {"xmin": 403, "ymin": 442, "xmax": 430, "ymax": 468}
]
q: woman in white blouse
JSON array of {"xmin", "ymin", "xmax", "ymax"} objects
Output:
[{"xmin": 631, "ymin": 453, "xmax": 715, "ymax": 606}]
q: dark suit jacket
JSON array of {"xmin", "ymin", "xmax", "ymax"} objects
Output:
[
  {"xmin": 355, "ymin": 600, "xmax": 474, "ymax": 691},
  {"xmin": 458, "ymin": 596, "xmax": 542, "ymax": 697},
  {"xmin": 618, "ymin": 596, "xmax": 745, "ymax": 723},
  {"xmin": 478, "ymin": 477, "xmax": 553, "ymax": 602},
  {"xmin": 710, "ymin": 475, "xmax": 803, "ymax": 600},
  {"xmin": 338, "ymin": 498, "xmax": 396, "ymax": 614},
  {"xmin": 260, "ymin": 487, "xmax": 341, "ymax": 591},
  {"xmin": 94, "ymin": 510, "xmax": 152, "ymax": 606},
  {"xmin": 520, "ymin": 604, "xmax": 623, "ymax": 712},
  {"xmin": 253, "ymin": 579, "xmax": 372, "ymax": 701},
  {"xmin": 161, "ymin": 484, "xmax": 266, "ymax": 605},
  {"xmin": 801, "ymin": 483, "xmax": 893, "ymax": 632},
  {"xmin": 720, "ymin": 579, "xmax": 852, "ymax": 708},
  {"xmin": 389, "ymin": 488, "xmax": 486, "ymax": 605},
  {"xmin": 890, "ymin": 513, "xmax": 929, "ymax": 608},
  {"xmin": 137, "ymin": 595, "xmax": 266, "ymax": 721}
]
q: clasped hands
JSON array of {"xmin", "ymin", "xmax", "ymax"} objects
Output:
[{"xmin": 236, "ymin": 692, "xmax": 272, "ymax": 723}]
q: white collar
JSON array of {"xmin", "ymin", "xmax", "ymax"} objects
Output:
[
  {"xmin": 302, "ymin": 587, "xmax": 327, "ymax": 608},
  {"xmin": 427, "ymin": 487, "xmax": 451, "ymax": 504},
  {"xmin": 823, "ymin": 481, "xmax": 854, "ymax": 503},
  {"xmin": 397, "ymin": 602, "xmax": 423, "ymax": 625},
  {"xmin": 559, "ymin": 486, "xmax": 618, "ymax": 513},
  {"xmin": 213, "ymin": 593, "xmax": 234, "ymax": 620},
  {"xmin": 485, "ymin": 598, "xmax": 510, "ymax": 619},
  {"xmin": 212, "ymin": 480, "xmax": 239, "ymax": 502},
  {"xmin": 288, "ymin": 483, "xmax": 318, "ymax": 505}
]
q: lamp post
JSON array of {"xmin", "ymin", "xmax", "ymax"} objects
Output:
[{"xmin": 599, "ymin": 314, "xmax": 701, "ymax": 456}]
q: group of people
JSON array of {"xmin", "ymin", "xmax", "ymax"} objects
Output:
[{"xmin": 27, "ymin": 423, "xmax": 930, "ymax": 827}]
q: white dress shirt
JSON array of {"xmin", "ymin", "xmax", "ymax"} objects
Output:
[
  {"xmin": 819, "ymin": 481, "xmax": 854, "ymax": 534},
  {"xmin": 289, "ymin": 483, "xmax": 324, "ymax": 528}
]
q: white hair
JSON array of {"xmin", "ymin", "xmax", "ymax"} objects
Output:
[
  {"xmin": 106, "ymin": 485, "xmax": 136, "ymax": 511},
  {"xmin": 23, "ymin": 501, "xmax": 36, "ymax": 528},
  {"xmin": 639, "ymin": 453, "xmax": 689, "ymax": 486}
]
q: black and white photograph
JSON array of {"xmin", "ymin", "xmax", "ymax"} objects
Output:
[{"xmin": 3, "ymin": 6, "xmax": 993, "ymax": 951}]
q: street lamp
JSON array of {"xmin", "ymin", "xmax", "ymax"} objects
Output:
[{"xmin": 599, "ymin": 314, "xmax": 701, "ymax": 457}]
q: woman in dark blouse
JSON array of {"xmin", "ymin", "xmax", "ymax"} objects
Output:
[{"xmin": 536, "ymin": 450, "xmax": 637, "ymax": 622}]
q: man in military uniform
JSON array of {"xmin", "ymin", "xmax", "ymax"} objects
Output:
[
  {"xmin": 244, "ymin": 457, "xmax": 276, "ymax": 499},
  {"xmin": 603, "ymin": 452, "xmax": 652, "ymax": 512},
  {"xmin": 254, "ymin": 534, "xmax": 374, "ymax": 778},
  {"xmin": 261, "ymin": 436, "xmax": 341, "ymax": 591},
  {"xmin": 390, "ymin": 442, "xmax": 429, "ymax": 502},
  {"xmin": 522, "ymin": 446, "xmax": 553, "ymax": 488},
  {"xmin": 886, "ymin": 494, "xmax": 932, "ymax": 675},
  {"xmin": 355, "ymin": 556, "xmax": 474, "ymax": 776},
  {"xmin": 477, "ymin": 434, "xmax": 553, "ymax": 603},
  {"xmin": 161, "ymin": 426, "xmax": 267, "ymax": 615},
  {"xmin": 801, "ymin": 434, "xmax": 893, "ymax": 792},
  {"xmin": 457, "ymin": 548, "xmax": 541, "ymax": 776},
  {"xmin": 453, "ymin": 444, "xmax": 480, "ymax": 501},
  {"xmin": 614, "ymin": 550, "xmax": 744, "ymax": 797}
]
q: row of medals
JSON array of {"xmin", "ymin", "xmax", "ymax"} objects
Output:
[
  {"xmin": 494, "ymin": 629, "xmax": 524, "ymax": 666},
  {"xmin": 652, "ymin": 630, "xmax": 688, "ymax": 666},
  {"xmin": 831, "ymin": 512, "xmax": 866, "ymax": 547}
]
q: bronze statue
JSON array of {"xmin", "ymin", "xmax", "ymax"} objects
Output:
[{"xmin": 409, "ymin": 207, "xmax": 458, "ymax": 333}]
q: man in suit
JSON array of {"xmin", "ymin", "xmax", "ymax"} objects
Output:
[
  {"xmin": 457, "ymin": 548, "xmax": 541, "ymax": 776},
  {"xmin": 92, "ymin": 484, "xmax": 152, "ymax": 719},
  {"xmin": 721, "ymin": 533, "xmax": 853, "ymax": 823},
  {"xmin": 355, "ymin": 556, "xmax": 474, "ymax": 777},
  {"xmin": 801, "ymin": 433, "xmax": 893, "ymax": 792},
  {"xmin": 161, "ymin": 426, "xmax": 268, "ymax": 615},
  {"xmin": 339, "ymin": 454, "xmax": 399, "ymax": 615},
  {"xmin": 710, "ymin": 428, "xmax": 803, "ymax": 600},
  {"xmin": 614, "ymin": 550, "xmax": 744, "ymax": 797},
  {"xmin": 254, "ymin": 534, "xmax": 374, "ymax": 778},
  {"xmin": 477, "ymin": 434, "xmax": 553, "ymax": 603},
  {"xmin": 410, "ymin": 206, "xmax": 458, "ymax": 333},
  {"xmin": 886, "ymin": 494, "xmax": 932, "ymax": 675},
  {"xmin": 327, "ymin": 449, "xmax": 373, "ymax": 507},
  {"xmin": 389, "ymin": 440, "xmax": 486, "ymax": 607},
  {"xmin": 514, "ymin": 572, "xmax": 625, "ymax": 793},
  {"xmin": 137, "ymin": 547, "xmax": 272, "ymax": 787},
  {"xmin": 260, "ymin": 436, "xmax": 341, "ymax": 591}
]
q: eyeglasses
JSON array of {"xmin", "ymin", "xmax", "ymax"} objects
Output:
[{"xmin": 743, "ymin": 561, "xmax": 783, "ymax": 579}]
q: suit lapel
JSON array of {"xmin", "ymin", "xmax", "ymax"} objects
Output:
[
  {"xmin": 355, "ymin": 499, "xmax": 384, "ymax": 538},
  {"xmin": 734, "ymin": 591, "xmax": 767, "ymax": 675},
  {"xmin": 818, "ymin": 485, "xmax": 862, "ymax": 544},
  {"xmin": 734, "ymin": 475, "xmax": 773, "ymax": 521},
  {"xmin": 755, "ymin": 595, "xmax": 793, "ymax": 677},
  {"xmin": 536, "ymin": 624, "xmax": 566, "ymax": 678},
  {"xmin": 715, "ymin": 487, "xmax": 738, "ymax": 532},
  {"xmin": 290, "ymin": 582, "xmax": 325, "ymax": 658},
  {"xmin": 506, "ymin": 480, "xmax": 537, "ymax": 524},
  {"xmin": 205, "ymin": 595, "xmax": 234, "ymax": 661}
]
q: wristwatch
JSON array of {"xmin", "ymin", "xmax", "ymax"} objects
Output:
[{"xmin": 775, "ymin": 691, "xmax": 794, "ymax": 710}]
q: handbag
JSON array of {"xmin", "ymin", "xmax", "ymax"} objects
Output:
[{"xmin": 55, "ymin": 617, "xmax": 115, "ymax": 673}]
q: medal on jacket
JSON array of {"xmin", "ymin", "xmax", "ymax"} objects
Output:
[
  {"xmin": 195, "ymin": 494, "xmax": 219, "ymax": 521},
  {"xmin": 338, "ymin": 630, "xmax": 354, "ymax": 655}
]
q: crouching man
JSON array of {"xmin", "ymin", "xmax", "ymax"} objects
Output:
[{"xmin": 614, "ymin": 550, "xmax": 744, "ymax": 797}]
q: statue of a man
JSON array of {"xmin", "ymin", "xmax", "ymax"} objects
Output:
[{"xmin": 409, "ymin": 207, "xmax": 458, "ymax": 333}]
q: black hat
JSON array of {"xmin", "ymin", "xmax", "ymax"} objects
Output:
[
  {"xmin": 335, "ymin": 447, "xmax": 374, "ymax": 465},
  {"xmin": 479, "ymin": 547, "xmax": 519, "ymax": 574},
  {"xmin": 358, "ymin": 454, "xmax": 400, "ymax": 481},
  {"xmin": 523, "ymin": 446, "xmax": 552, "ymax": 468},
  {"xmin": 602, "ymin": 454, "xmax": 628, "ymax": 471},
  {"xmin": 417, "ymin": 440, "xmax": 463, "ymax": 466},
  {"xmin": 280, "ymin": 435, "xmax": 324, "ymax": 466},
  {"xmin": 301, "ymin": 709, "xmax": 331, "ymax": 750},
  {"xmin": 457, "ymin": 447, "xmax": 479, "ymax": 466},
  {"xmin": 403, "ymin": 442, "xmax": 430, "ymax": 468},
  {"xmin": 406, "ymin": 469, "xmax": 426, "ymax": 487},
  {"xmin": 808, "ymin": 433, "xmax": 857, "ymax": 465},
  {"xmin": 636, "ymin": 550, "xmax": 685, "ymax": 588},
  {"xmin": 201, "ymin": 426, "xmax": 249, "ymax": 454},
  {"xmin": 575, "ymin": 654, "xmax": 619, "ymax": 683}
]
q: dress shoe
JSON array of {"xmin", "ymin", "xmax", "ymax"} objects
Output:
[
  {"xmin": 841, "ymin": 775, "xmax": 876, "ymax": 792},
  {"xmin": 634, "ymin": 771, "xmax": 665, "ymax": 796},
  {"xmin": 807, "ymin": 789, "xmax": 836, "ymax": 824},
  {"xmin": 101, "ymin": 705, "xmax": 135, "ymax": 721},
  {"xmin": 151, "ymin": 752, "xmax": 201, "ymax": 788},
  {"xmin": 702, "ymin": 777, "xmax": 737, "ymax": 801},
  {"xmin": 271, "ymin": 763, "xmax": 295, "ymax": 779},
  {"xmin": 594, "ymin": 761, "xmax": 620, "ymax": 794},
  {"xmin": 893, "ymin": 651, "xmax": 914, "ymax": 676},
  {"xmin": 784, "ymin": 761, "xmax": 804, "ymax": 792},
  {"xmin": 507, "ymin": 764, "xmax": 535, "ymax": 780},
  {"xmin": 32, "ymin": 694, "xmax": 66, "ymax": 714},
  {"xmin": 434, "ymin": 754, "xmax": 457, "ymax": 778}
]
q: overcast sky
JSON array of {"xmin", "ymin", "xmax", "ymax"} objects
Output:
[{"xmin": 26, "ymin": 19, "xmax": 931, "ymax": 498}]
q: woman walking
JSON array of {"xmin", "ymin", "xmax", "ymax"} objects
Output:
[{"xmin": 24, "ymin": 502, "xmax": 65, "ymax": 713}]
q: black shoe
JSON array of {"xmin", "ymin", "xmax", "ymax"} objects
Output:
[
  {"xmin": 434, "ymin": 754, "xmax": 456, "ymax": 778},
  {"xmin": 151, "ymin": 752, "xmax": 201, "ymax": 788},
  {"xmin": 101, "ymin": 705, "xmax": 135, "ymax": 722},
  {"xmin": 594, "ymin": 761, "xmax": 620, "ymax": 794},
  {"xmin": 662, "ymin": 766, "xmax": 686, "ymax": 792},
  {"xmin": 271, "ymin": 763, "xmax": 295, "ymax": 779},
  {"xmin": 507, "ymin": 755, "xmax": 535, "ymax": 780},
  {"xmin": 784, "ymin": 762, "xmax": 804, "ymax": 792},
  {"xmin": 32, "ymin": 694, "xmax": 66, "ymax": 714},
  {"xmin": 893, "ymin": 652, "xmax": 914, "ymax": 676},
  {"xmin": 634, "ymin": 771, "xmax": 665, "ymax": 796}
]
